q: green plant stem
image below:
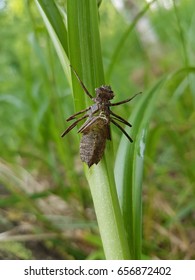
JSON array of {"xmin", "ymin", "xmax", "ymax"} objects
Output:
[
  {"xmin": 67, "ymin": 0, "xmax": 130, "ymax": 259},
  {"xmin": 115, "ymin": 77, "xmax": 166, "ymax": 259}
]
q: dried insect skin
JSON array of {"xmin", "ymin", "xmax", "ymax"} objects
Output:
[
  {"xmin": 61, "ymin": 67, "xmax": 141, "ymax": 168},
  {"xmin": 78, "ymin": 103, "xmax": 111, "ymax": 167},
  {"xmin": 80, "ymin": 119, "xmax": 108, "ymax": 167}
]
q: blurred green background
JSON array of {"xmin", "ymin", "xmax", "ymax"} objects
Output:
[{"xmin": 0, "ymin": 0, "xmax": 195, "ymax": 259}]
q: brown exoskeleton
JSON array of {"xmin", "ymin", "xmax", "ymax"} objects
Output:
[{"xmin": 61, "ymin": 66, "xmax": 141, "ymax": 167}]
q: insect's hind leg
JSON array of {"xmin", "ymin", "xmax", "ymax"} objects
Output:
[
  {"xmin": 111, "ymin": 119, "xmax": 133, "ymax": 142},
  {"xmin": 110, "ymin": 111, "xmax": 132, "ymax": 127}
]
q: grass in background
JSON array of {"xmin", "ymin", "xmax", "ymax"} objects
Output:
[{"xmin": 0, "ymin": 0, "xmax": 195, "ymax": 259}]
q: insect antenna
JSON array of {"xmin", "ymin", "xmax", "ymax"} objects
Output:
[{"xmin": 70, "ymin": 65, "xmax": 93, "ymax": 99}]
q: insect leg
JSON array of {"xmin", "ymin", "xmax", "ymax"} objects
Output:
[
  {"xmin": 61, "ymin": 114, "xmax": 89, "ymax": 137},
  {"xmin": 70, "ymin": 65, "xmax": 93, "ymax": 99},
  {"xmin": 110, "ymin": 111, "xmax": 132, "ymax": 127},
  {"xmin": 110, "ymin": 92, "xmax": 142, "ymax": 106},
  {"xmin": 111, "ymin": 119, "xmax": 133, "ymax": 142},
  {"xmin": 78, "ymin": 116, "xmax": 99, "ymax": 133},
  {"xmin": 67, "ymin": 107, "xmax": 90, "ymax": 121}
]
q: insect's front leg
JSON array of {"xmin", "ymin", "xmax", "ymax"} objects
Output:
[
  {"xmin": 110, "ymin": 92, "xmax": 142, "ymax": 106},
  {"xmin": 70, "ymin": 65, "xmax": 93, "ymax": 99}
]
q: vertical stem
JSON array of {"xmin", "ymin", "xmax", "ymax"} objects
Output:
[{"xmin": 67, "ymin": 0, "xmax": 131, "ymax": 259}]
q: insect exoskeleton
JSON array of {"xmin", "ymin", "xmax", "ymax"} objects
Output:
[
  {"xmin": 79, "ymin": 115, "xmax": 109, "ymax": 167},
  {"xmin": 61, "ymin": 66, "xmax": 141, "ymax": 167}
]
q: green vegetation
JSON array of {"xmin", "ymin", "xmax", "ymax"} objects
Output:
[{"xmin": 0, "ymin": 0, "xmax": 194, "ymax": 260}]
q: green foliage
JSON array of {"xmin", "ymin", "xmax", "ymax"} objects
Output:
[{"xmin": 0, "ymin": 0, "xmax": 195, "ymax": 260}]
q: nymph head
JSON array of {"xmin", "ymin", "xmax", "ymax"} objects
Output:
[{"xmin": 95, "ymin": 85, "xmax": 114, "ymax": 100}]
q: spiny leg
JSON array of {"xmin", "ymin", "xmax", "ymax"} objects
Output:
[
  {"xmin": 111, "ymin": 119, "xmax": 133, "ymax": 142},
  {"xmin": 110, "ymin": 110, "xmax": 132, "ymax": 127},
  {"xmin": 70, "ymin": 65, "xmax": 93, "ymax": 99},
  {"xmin": 110, "ymin": 92, "xmax": 142, "ymax": 106},
  {"xmin": 61, "ymin": 114, "xmax": 88, "ymax": 137}
]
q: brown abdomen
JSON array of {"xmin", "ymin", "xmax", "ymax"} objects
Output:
[{"xmin": 80, "ymin": 127, "xmax": 107, "ymax": 167}]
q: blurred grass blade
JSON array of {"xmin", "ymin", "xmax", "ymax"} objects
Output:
[
  {"xmin": 106, "ymin": 0, "xmax": 157, "ymax": 81},
  {"xmin": 67, "ymin": 0, "xmax": 130, "ymax": 259},
  {"xmin": 35, "ymin": 0, "xmax": 68, "ymax": 52},
  {"xmin": 34, "ymin": 0, "xmax": 70, "ymax": 81},
  {"xmin": 115, "ymin": 77, "xmax": 166, "ymax": 259}
]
